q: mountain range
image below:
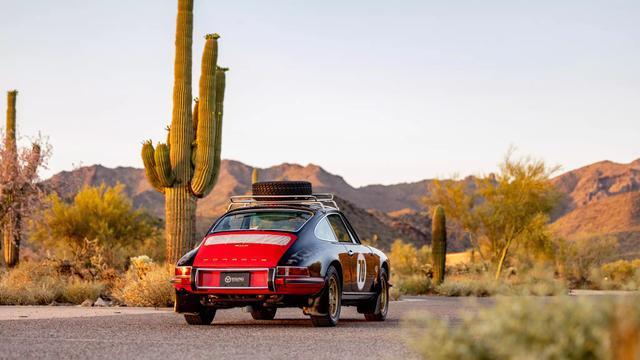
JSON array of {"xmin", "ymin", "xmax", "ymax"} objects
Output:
[{"xmin": 44, "ymin": 158, "xmax": 640, "ymax": 256}]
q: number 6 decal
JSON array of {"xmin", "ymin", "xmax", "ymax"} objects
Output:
[{"xmin": 356, "ymin": 253, "xmax": 366, "ymax": 290}]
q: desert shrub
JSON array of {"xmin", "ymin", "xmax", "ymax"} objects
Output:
[
  {"xmin": 446, "ymin": 260, "xmax": 490, "ymax": 276},
  {"xmin": 388, "ymin": 240, "xmax": 433, "ymax": 296},
  {"xmin": 29, "ymin": 184, "xmax": 163, "ymax": 269},
  {"xmin": 0, "ymin": 260, "xmax": 105, "ymax": 305},
  {"xmin": 588, "ymin": 259, "xmax": 640, "ymax": 291},
  {"xmin": 505, "ymin": 265, "xmax": 567, "ymax": 296},
  {"xmin": 57, "ymin": 280, "xmax": 105, "ymax": 304},
  {"xmin": 601, "ymin": 259, "xmax": 640, "ymax": 283},
  {"xmin": 112, "ymin": 258, "xmax": 173, "ymax": 307},
  {"xmin": 393, "ymin": 273, "xmax": 432, "ymax": 295},
  {"xmin": 389, "ymin": 239, "xmax": 431, "ymax": 276},
  {"xmin": 435, "ymin": 277, "xmax": 499, "ymax": 297},
  {"xmin": 405, "ymin": 296, "xmax": 640, "ymax": 360},
  {"xmin": 435, "ymin": 267, "xmax": 566, "ymax": 297},
  {"xmin": 556, "ymin": 234, "xmax": 618, "ymax": 287}
]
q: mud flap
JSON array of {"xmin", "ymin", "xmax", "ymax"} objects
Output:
[
  {"xmin": 303, "ymin": 289, "xmax": 329, "ymax": 316},
  {"xmin": 174, "ymin": 291, "xmax": 202, "ymax": 314}
]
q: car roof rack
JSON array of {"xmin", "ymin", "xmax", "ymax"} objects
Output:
[{"xmin": 227, "ymin": 194, "xmax": 339, "ymax": 212}]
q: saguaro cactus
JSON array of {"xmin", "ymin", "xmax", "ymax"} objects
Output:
[
  {"xmin": 141, "ymin": 0, "xmax": 227, "ymax": 263},
  {"xmin": 1, "ymin": 91, "xmax": 42, "ymax": 267},
  {"xmin": 3, "ymin": 91, "xmax": 19, "ymax": 266},
  {"xmin": 431, "ymin": 206, "xmax": 447, "ymax": 285}
]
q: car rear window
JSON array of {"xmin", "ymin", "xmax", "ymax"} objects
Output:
[{"xmin": 211, "ymin": 210, "xmax": 312, "ymax": 233}]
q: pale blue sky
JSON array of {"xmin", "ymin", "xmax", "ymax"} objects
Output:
[{"xmin": 1, "ymin": 0, "xmax": 638, "ymax": 186}]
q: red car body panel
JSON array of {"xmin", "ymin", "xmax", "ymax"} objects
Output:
[
  {"xmin": 193, "ymin": 231, "xmax": 297, "ymax": 268},
  {"xmin": 172, "ymin": 230, "xmax": 325, "ymax": 296}
]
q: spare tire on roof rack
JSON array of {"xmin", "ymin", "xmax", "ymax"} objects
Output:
[{"xmin": 252, "ymin": 181, "xmax": 313, "ymax": 201}]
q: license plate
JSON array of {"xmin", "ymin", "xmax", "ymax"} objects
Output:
[{"xmin": 220, "ymin": 272, "xmax": 251, "ymax": 287}]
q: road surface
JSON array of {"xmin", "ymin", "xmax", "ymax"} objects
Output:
[{"xmin": 0, "ymin": 297, "xmax": 491, "ymax": 360}]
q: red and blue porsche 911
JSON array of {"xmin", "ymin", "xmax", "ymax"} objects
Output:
[{"xmin": 172, "ymin": 181, "xmax": 390, "ymax": 327}]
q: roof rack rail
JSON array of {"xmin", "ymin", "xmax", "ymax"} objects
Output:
[{"xmin": 227, "ymin": 194, "xmax": 339, "ymax": 211}]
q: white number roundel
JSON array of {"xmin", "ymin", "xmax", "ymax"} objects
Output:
[{"xmin": 356, "ymin": 253, "xmax": 366, "ymax": 290}]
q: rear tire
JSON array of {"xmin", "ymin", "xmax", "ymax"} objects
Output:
[
  {"xmin": 310, "ymin": 266, "xmax": 341, "ymax": 327},
  {"xmin": 361, "ymin": 268, "xmax": 389, "ymax": 321},
  {"xmin": 184, "ymin": 308, "xmax": 216, "ymax": 325},
  {"xmin": 251, "ymin": 307, "xmax": 277, "ymax": 320}
]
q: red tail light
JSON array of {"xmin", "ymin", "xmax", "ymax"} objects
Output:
[
  {"xmin": 276, "ymin": 266, "xmax": 310, "ymax": 277},
  {"xmin": 175, "ymin": 266, "xmax": 191, "ymax": 277}
]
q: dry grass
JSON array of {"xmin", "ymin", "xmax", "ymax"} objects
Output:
[
  {"xmin": 0, "ymin": 260, "xmax": 106, "ymax": 305},
  {"xmin": 446, "ymin": 251, "xmax": 472, "ymax": 265},
  {"xmin": 435, "ymin": 268, "xmax": 566, "ymax": 297},
  {"xmin": 111, "ymin": 259, "xmax": 173, "ymax": 307}
]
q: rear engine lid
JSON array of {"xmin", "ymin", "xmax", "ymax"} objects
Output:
[{"xmin": 193, "ymin": 231, "xmax": 297, "ymax": 268}]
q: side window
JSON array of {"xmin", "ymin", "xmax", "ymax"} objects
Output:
[
  {"xmin": 315, "ymin": 218, "xmax": 338, "ymax": 242},
  {"xmin": 342, "ymin": 216, "xmax": 362, "ymax": 244},
  {"xmin": 327, "ymin": 214, "xmax": 353, "ymax": 243}
]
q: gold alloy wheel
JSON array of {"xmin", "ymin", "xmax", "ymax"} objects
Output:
[
  {"xmin": 379, "ymin": 275, "xmax": 388, "ymax": 315},
  {"xmin": 328, "ymin": 276, "xmax": 339, "ymax": 319}
]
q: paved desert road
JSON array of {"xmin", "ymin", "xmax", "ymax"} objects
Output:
[{"xmin": 0, "ymin": 297, "xmax": 491, "ymax": 360}]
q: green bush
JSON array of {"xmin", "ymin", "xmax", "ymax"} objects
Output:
[
  {"xmin": 29, "ymin": 184, "xmax": 163, "ymax": 268},
  {"xmin": 405, "ymin": 296, "xmax": 640, "ymax": 360}
]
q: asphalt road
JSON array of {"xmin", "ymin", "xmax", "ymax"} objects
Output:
[{"xmin": 0, "ymin": 297, "xmax": 491, "ymax": 360}]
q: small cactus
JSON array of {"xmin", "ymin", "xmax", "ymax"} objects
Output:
[{"xmin": 431, "ymin": 206, "xmax": 447, "ymax": 285}]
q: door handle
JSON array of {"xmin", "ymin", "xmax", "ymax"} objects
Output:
[{"xmin": 347, "ymin": 249, "xmax": 354, "ymax": 256}]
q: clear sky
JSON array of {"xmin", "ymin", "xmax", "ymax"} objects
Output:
[{"xmin": 1, "ymin": 0, "xmax": 638, "ymax": 187}]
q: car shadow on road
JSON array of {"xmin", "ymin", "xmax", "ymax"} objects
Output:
[{"xmin": 209, "ymin": 318, "xmax": 400, "ymax": 328}]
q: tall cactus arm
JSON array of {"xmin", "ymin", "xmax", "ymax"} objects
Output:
[
  {"xmin": 155, "ymin": 143, "xmax": 175, "ymax": 187},
  {"xmin": 169, "ymin": 0, "xmax": 194, "ymax": 184},
  {"xmin": 200, "ymin": 67, "xmax": 227, "ymax": 197},
  {"xmin": 190, "ymin": 34, "xmax": 219, "ymax": 196},
  {"xmin": 5, "ymin": 91, "xmax": 17, "ymax": 150},
  {"xmin": 141, "ymin": 141, "xmax": 165, "ymax": 193},
  {"xmin": 5, "ymin": 91, "xmax": 18, "ymax": 179},
  {"xmin": 192, "ymin": 98, "xmax": 199, "ymax": 136},
  {"xmin": 191, "ymin": 99, "xmax": 199, "ymax": 167}
]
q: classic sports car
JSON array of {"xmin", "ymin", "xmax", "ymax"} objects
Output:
[{"xmin": 172, "ymin": 181, "xmax": 390, "ymax": 327}]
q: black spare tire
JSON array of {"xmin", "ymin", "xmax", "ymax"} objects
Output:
[{"xmin": 252, "ymin": 181, "xmax": 313, "ymax": 200}]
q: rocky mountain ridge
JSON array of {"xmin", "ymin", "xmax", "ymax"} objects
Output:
[{"xmin": 43, "ymin": 158, "xmax": 640, "ymax": 255}]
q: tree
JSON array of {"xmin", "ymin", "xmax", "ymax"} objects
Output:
[
  {"xmin": 0, "ymin": 90, "xmax": 48, "ymax": 267},
  {"xmin": 29, "ymin": 184, "xmax": 162, "ymax": 268},
  {"xmin": 426, "ymin": 150, "xmax": 560, "ymax": 279}
]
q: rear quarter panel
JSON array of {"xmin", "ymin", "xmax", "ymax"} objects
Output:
[{"xmin": 279, "ymin": 213, "xmax": 344, "ymax": 280}]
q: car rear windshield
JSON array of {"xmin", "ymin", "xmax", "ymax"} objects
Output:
[{"xmin": 211, "ymin": 210, "xmax": 313, "ymax": 233}]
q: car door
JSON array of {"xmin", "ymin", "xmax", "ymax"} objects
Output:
[
  {"xmin": 342, "ymin": 215, "xmax": 380, "ymax": 292},
  {"xmin": 341, "ymin": 215, "xmax": 378, "ymax": 293},
  {"xmin": 326, "ymin": 214, "xmax": 372, "ymax": 293}
]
